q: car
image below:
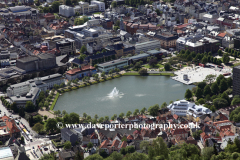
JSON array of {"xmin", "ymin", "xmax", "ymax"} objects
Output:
[
  {"xmin": 44, "ymin": 147, "xmax": 48, "ymax": 151},
  {"xmin": 150, "ymin": 70, "xmax": 154, "ymax": 71},
  {"xmin": 32, "ymin": 147, "xmax": 34, "ymax": 149}
]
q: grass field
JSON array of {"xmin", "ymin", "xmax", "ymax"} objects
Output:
[
  {"xmin": 123, "ymin": 72, "xmax": 174, "ymax": 76},
  {"xmin": 143, "ymin": 64, "xmax": 164, "ymax": 69}
]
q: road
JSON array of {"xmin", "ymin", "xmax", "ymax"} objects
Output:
[{"xmin": 0, "ymin": 100, "xmax": 38, "ymax": 139}]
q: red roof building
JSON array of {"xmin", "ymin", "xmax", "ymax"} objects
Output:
[
  {"xmin": 65, "ymin": 65, "xmax": 96, "ymax": 81},
  {"xmin": 0, "ymin": 116, "xmax": 21, "ymax": 143}
]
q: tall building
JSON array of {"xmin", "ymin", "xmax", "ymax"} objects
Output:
[
  {"xmin": 233, "ymin": 66, "xmax": 240, "ymax": 96},
  {"xmin": 16, "ymin": 53, "xmax": 56, "ymax": 72},
  {"xmin": 56, "ymin": 38, "xmax": 76, "ymax": 55},
  {"xmin": 59, "ymin": 5, "xmax": 75, "ymax": 17}
]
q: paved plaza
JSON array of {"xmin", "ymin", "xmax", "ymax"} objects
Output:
[{"xmin": 172, "ymin": 66, "xmax": 232, "ymax": 85}]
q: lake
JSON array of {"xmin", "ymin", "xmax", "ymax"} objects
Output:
[{"xmin": 54, "ymin": 76, "xmax": 193, "ymax": 118}]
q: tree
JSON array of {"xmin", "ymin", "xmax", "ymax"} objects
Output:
[
  {"xmin": 120, "ymin": 147, "xmax": 127, "ymax": 155},
  {"xmin": 80, "ymin": 45, "xmax": 87, "ymax": 53},
  {"xmin": 138, "ymin": 68, "xmax": 148, "ymax": 75},
  {"xmin": 151, "ymin": 137, "xmax": 169, "ymax": 159},
  {"xmin": 32, "ymin": 123, "xmax": 44, "ymax": 133},
  {"xmin": 126, "ymin": 146, "xmax": 135, "ymax": 153},
  {"xmin": 10, "ymin": 102, "xmax": 18, "ymax": 113},
  {"xmin": 69, "ymin": 112, "xmax": 80, "ymax": 124},
  {"xmin": 87, "ymin": 142, "xmax": 93, "ymax": 149},
  {"xmin": 65, "ymin": 0, "xmax": 72, "ymax": 5},
  {"xmin": 126, "ymin": 111, "xmax": 132, "ymax": 117},
  {"xmin": 123, "ymin": 152, "xmax": 148, "ymax": 160},
  {"xmin": 195, "ymin": 88, "xmax": 203, "ymax": 99},
  {"xmin": 51, "ymin": 1, "xmax": 60, "ymax": 12},
  {"xmin": 149, "ymin": 58, "xmax": 158, "ymax": 67},
  {"xmin": 204, "ymin": 85, "xmax": 212, "ymax": 96},
  {"xmin": 231, "ymin": 95, "xmax": 240, "ymax": 105},
  {"xmin": 64, "ymin": 141, "xmax": 72, "ymax": 149},
  {"xmin": 185, "ymin": 89, "xmax": 192, "ymax": 100},
  {"xmin": 148, "ymin": 146, "xmax": 155, "ymax": 159},
  {"xmin": 111, "ymin": 1, "xmax": 117, "ymax": 8},
  {"xmin": 155, "ymin": 9, "xmax": 160, "ymax": 15},
  {"xmin": 101, "ymin": 71, "xmax": 106, "ymax": 79},
  {"xmin": 164, "ymin": 63, "xmax": 171, "ymax": 71},
  {"xmin": 104, "ymin": 116, "xmax": 109, "ymax": 121},
  {"xmin": 198, "ymin": 82, "xmax": 207, "ymax": 90},
  {"xmin": 140, "ymin": 140, "xmax": 150, "ymax": 153},
  {"xmin": 25, "ymin": 101, "xmax": 35, "ymax": 112},
  {"xmin": 213, "ymin": 98, "xmax": 228, "ymax": 109},
  {"xmin": 108, "ymin": 151, "xmax": 123, "ymax": 160},
  {"xmin": 134, "ymin": 62, "xmax": 141, "ymax": 71},
  {"xmin": 218, "ymin": 49, "xmax": 223, "ymax": 56},
  {"xmin": 148, "ymin": 104, "xmax": 159, "ymax": 117},
  {"xmin": 94, "ymin": 114, "xmax": 98, "ymax": 120},
  {"xmin": 75, "ymin": 151, "xmax": 84, "ymax": 160},
  {"xmin": 202, "ymin": 147, "xmax": 214, "ymax": 160},
  {"xmin": 133, "ymin": 109, "xmax": 139, "ymax": 116},
  {"xmin": 45, "ymin": 118, "xmax": 57, "ymax": 133},
  {"xmin": 62, "ymin": 110, "xmax": 67, "ymax": 116},
  {"xmin": 79, "ymin": 53, "xmax": 87, "ymax": 61},
  {"xmin": 201, "ymin": 56, "xmax": 208, "ymax": 64},
  {"xmin": 219, "ymin": 79, "xmax": 228, "ymax": 93},
  {"xmin": 119, "ymin": 112, "xmax": 124, "ymax": 118},
  {"xmin": 140, "ymin": 107, "xmax": 146, "ymax": 114},
  {"xmin": 222, "ymin": 53, "xmax": 230, "ymax": 64},
  {"xmin": 115, "ymin": 68, "xmax": 120, "ymax": 74},
  {"xmin": 21, "ymin": 136, "xmax": 24, "ymax": 144},
  {"xmin": 161, "ymin": 102, "xmax": 167, "ymax": 109},
  {"xmin": 204, "ymin": 74, "xmax": 216, "ymax": 84},
  {"xmin": 211, "ymin": 82, "xmax": 219, "ymax": 95},
  {"xmin": 221, "ymin": 92, "xmax": 230, "ymax": 105},
  {"xmin": 121, "ymin": 136, "xmax": 127, "ymax": 142},
  {"xmin": 19, "ymin": 107, "xmax": 25, "ymax": 117},
  {"xmin": 198, "ymin": 98, "xmax": 205, "ymax": 105},
  {"xmin": 216, "ymin": 75, "xmax": 224, "ymax": 85},
  {"xmin": 43, "ymin": 7, "xmax": 50, "ymax": 13},
  {"xmin": 85, "ymin": 154, "xmax": 103, "ymax": 160},
  {"xmin": 83, "ymin": 113, "xmax": 87, "ymax": 119},
  {"xmin": 44, "ymin": 115, "xmax": 47, "ymax": 121},
  {"xmin": 226, "ymin": 77, "xmax": 233, "ymax": 88}
]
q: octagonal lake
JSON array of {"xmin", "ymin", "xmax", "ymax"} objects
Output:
[{"xmin": 54, "ymin": 76, "xmax": 193, "ymax": 118}]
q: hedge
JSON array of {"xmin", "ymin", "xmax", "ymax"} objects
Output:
[
  {"xmin": 51, "ymin": 139, "xmax": 64, "ymax": 148},
  {"xmin": 50, "ymin": 93, "xmax": 60, "ymax": 110}
]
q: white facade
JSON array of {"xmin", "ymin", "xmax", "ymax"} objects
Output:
[
  {"xmin": 7, "ymin": 74, "xmax": 64, "ymax": 97},
  {"xmin": 167, "ymin": 100, "xmax": 212, "ymax": 117},
  {"xmin": 59, "ymin": 5, "xmax": 75, "ymax": 17},
  {"xmin": 91, "ymin": 1, "xmax": 105, "ymax": 11},
  {"xmin": 97, "ymin": 59, "xmax": 128, "ymax": 73},
  {"xmin": 220, "ymin": 135, "xmax": 240, "ymax": 150}
]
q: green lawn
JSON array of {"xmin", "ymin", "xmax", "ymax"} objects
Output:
[
  {"xmin": 219, "ymin": 57, "xmax": 235, "ymax": 62},
  {"xmin": 123, "ymin": 72, "xmax": 174, "ymax": 76},
  {"xmin": 143, "ymin": 64, "xmax": 164, "ymax": 69},
  {"xmin": 93, "ymin": 12, "xmax": 102, "ymax": 14},
  {"xmin": 232, "ymin": 63, "xmax": 240, "ymax": 68}
]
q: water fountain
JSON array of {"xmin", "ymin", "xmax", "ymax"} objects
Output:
[{"xmin": 108, "ymin": 87, "xmax": 120, "ymax": 98}]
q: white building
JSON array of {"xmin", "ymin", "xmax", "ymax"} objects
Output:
[
  {"xmin": 59, "ymin": 5, "xmax": 75, "ymax": 17},
  {"xmin": 220, "ymin": 134, "xmax": 240, "ymax": 150},
  {"xmin": 167, "ymin": 100, "xmax": 212, "ymax": 117},
  {"xmin": 91, "ymin": 1, "xmax": 105, "ymax": 11},
  {"xmin": 7, "ymin": 74, "xmax": 64, "ymax": 97},
  {"xmin": 97, "ymin": 59, "xmax": 128, "ymax": 73}
]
